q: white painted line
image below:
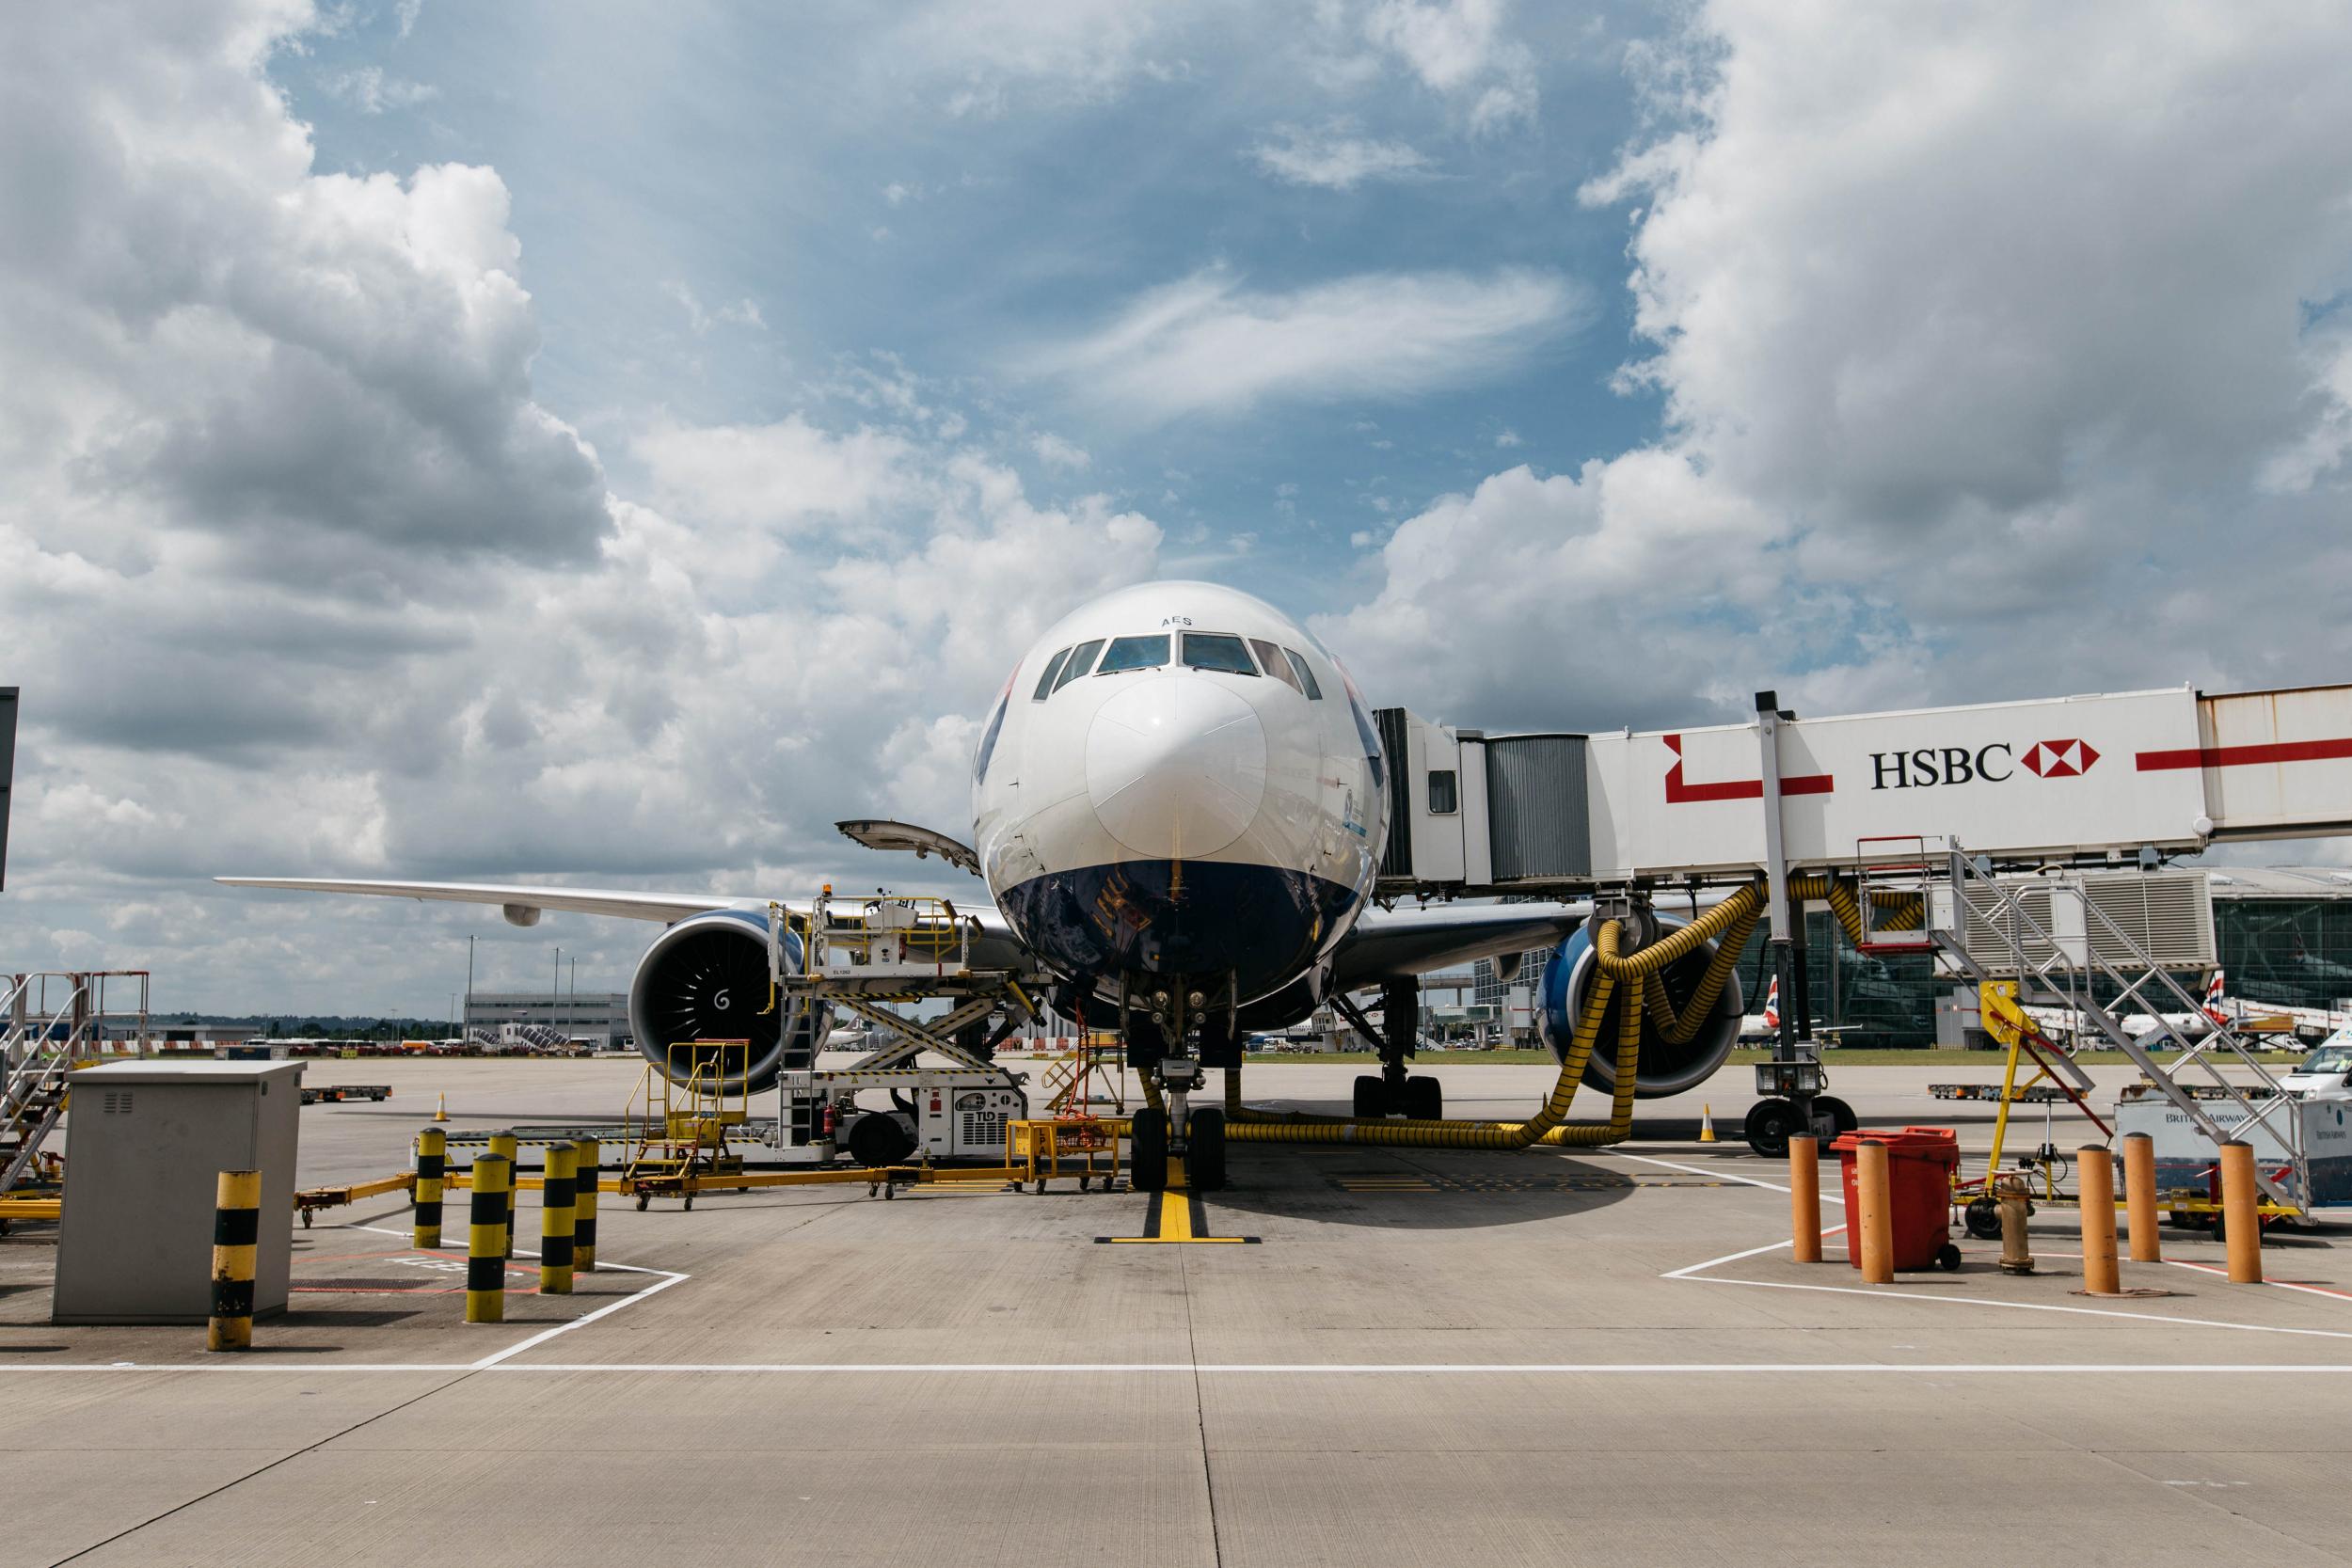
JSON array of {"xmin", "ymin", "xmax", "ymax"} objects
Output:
[
  {"xmin": 1622, "ymin": 1151, "xmax": 1845, "ymax": 1205},
  {"xmin": 3, "ymin": 1357, "xmax": 2348, "ymax": 1376},
  {"xmin": 487, "ymin": 1361, "xmax": 2352, "ymax": 1374},
  {"xmin": 2160, "ymin": 1259, "xmax": 2352, "ymax": 1303},
  {"xmin": 468, "ymin": 1271, "xmax": 691, "ymax": 1370},
  {"xmin": 1685, "ymin": 1273, "xmax": 2352, "ymax": 1340},
  {"xmin": 1662, "ymin": 1224, "xmax": 1849, "ymax": 1281},
  {"xmin": 341, "ymin": 1223, "xmax": 690, "ymax": 1370},
  {"xmin": 1640, "ymin": 1155, "xmax": 2352, "ymax": 1339}
]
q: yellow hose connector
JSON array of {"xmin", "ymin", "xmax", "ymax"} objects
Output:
[{"xmin": 1223, "ymin": 872, "xmax": 1906, "ymax": 1154}]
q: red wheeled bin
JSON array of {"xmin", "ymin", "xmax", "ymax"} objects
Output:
[{"xmin": 1830, "ymin": 1126, "xmax": 1963, "ymax": 1272}]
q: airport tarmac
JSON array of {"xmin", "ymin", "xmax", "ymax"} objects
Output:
[{"xmin": 4, "ymin": 1057, "xmax": 2349, "ymax": 1567}]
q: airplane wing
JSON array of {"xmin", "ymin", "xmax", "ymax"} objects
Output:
[
  {"xmin": 215, "ymin": 876, "xmax": 1038, "ymax": 969},
  {"xmin": 215, "ymin": 877, "xmax": 1578, "ymax": 987},
  {"xmin": 1329, "ymin": 900, "xmax": 1588, "ymax": 988},
  {"xmin": 214, "ymin": 877, "xmax": 762, "ymax": 925}
]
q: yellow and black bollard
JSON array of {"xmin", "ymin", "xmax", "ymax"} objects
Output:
[
  {"xmin": 487, "ymin": 1130, "xmax": 518, "ymax": 1260},
  {"xmin": 207, "ymin": 1168, "xmax": 262, "ymax": 1352},
  {"xmin": 467, "ymin": 1152, "xmax": 512, "ymax": 1323},
  {"xmin": 573, "ymin": 1136, "xmax": 600, "ymax": 1273},
  {"xmin": 540, "ymin": 1141, "xmax": 577, "ymax": 1296},
  {"xmin": 413, "ymin": 1128, "xmax": 447, "ymax": 1250}
]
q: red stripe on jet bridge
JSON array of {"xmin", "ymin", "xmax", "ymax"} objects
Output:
[
  {"xmin": 2135, "ymin": 737, "xmax": 2352, "ymax": 771},
  {"xmin": 1662, "ymin": 734, "xmax": 1835, "ymax": 804}
]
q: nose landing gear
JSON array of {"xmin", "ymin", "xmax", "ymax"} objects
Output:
[{"xmin": 1124, "ymin": 975, "xmax": 1236, "ymax": 1192}]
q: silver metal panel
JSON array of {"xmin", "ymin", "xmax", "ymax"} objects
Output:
[
  {"xmin": 1485, "ymin": 736, "xmax": 1590, "ymax": 881},
  {"xmin": 53, "ymin": 1061, "xmax": 303, "ymax": 1324}
]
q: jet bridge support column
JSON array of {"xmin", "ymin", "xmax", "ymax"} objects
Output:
[{"xmin": 1749, "ymin": 690, "xmax": 1826, "ymax": 1157}]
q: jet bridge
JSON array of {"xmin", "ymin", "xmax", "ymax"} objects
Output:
[
  {"xmin": 1378, "ymin": 681, "xmax": 2352, "ymax": 895},
  {"xmin": 1375, "ymin": 680, "xmax": 2352, "ymax": 1199}
]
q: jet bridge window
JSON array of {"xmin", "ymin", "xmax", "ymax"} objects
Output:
[
  {"xmin": 1427, "ymin": 768, "xmax": 1458, "ymax": 815},
  {"xmin": 1095, "ymin": 634, "xmax": 1169, "ymax": 673},
  {"xmin": 1032, "ymin": 647, "xmax": 1072, "ymax": 700},
  {"xmin": 1252, "ymin": 639, "xmax": 1301, "ymax": 693},
  {"xmin": 1052, "ymin": 640, "xmax": 1104, "ymax": 693},
  {"xmin": 1182, "ymin": 632, "xmax": 1258, "ymax": 674},
  {"xmin": 1283, "ymin": 648, "xmax": 1324, "ymax": 699}
]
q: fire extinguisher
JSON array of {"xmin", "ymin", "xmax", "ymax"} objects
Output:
[{"xmin": 819, "ymin": 1101, "xmax": 837, "ymax": 1138}]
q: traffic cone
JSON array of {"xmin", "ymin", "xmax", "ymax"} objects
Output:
[
  {"xmin": 1699, "ymin": 1103, "xmax": 1717, "ymax": 1143},
  {"xmin": 433, "ymin": 1092, "xmax": 449, "ymax": 1123}
]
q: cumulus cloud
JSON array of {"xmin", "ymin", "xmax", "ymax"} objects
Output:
[
  {"xmin": 886, "ymin": 0, "xmax": 1202, "ymax": 116},
  {"xmin": 1041, "ymin": 266, "xmax": 1587, "ymax": 420},
  {"xmin": 0, "ymin": 0, "xmax": 1165, "ymax": 1010},
  {"xmin": 319, "ymin": 63, "xmax": 437, "ymax": 113},
  {"xmin": 1364, "ymin": 0, "xmax": 1537, "ymax": 132},
  {"xmin": 1248, "ymin": 120, "xmax": 1434, "ymax": 189},
  {"xmin": 1325, "ymin": 0, "xmax": 2352, "ymax": 734}
]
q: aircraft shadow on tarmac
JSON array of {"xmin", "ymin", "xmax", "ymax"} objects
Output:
[{"xmin": 1207, "ymin": 1148, "xmax": 1645, "ymax": 1230}]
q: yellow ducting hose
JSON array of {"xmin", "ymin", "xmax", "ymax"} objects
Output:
[{"xmin": 1220, "ymin": 871, "xmax": 1914, "ymax": 1152}]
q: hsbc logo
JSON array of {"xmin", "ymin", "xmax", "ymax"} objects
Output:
[
  {"xmin": 2020, "ymin": 738, "xmax": 2100, "ymax": 778},
  {"xmin": 1868, "ymin": 738, "xmax": 2100, "ymax": 791}
]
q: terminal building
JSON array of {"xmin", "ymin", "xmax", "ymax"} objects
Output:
[{"xmin": 463, "ymin": 991, "xmax": 631, "ymax": 1051}]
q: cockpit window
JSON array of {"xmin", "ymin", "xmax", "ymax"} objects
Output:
[
  {"xmin": 1095, "ymin": 634, "xmax": 1169, "ymax": 673},
  {"xmin": 1032, "ymin": 647, "xmax": 1072, "ymax": 700},
  {"xmin": 1182, "ymin": 632, "xmax": 1257, "ymax": 674},
  {"xmin": 1053, "ymin": 640, "xmax": 1104, "ymax": 692},
  {"xmin": 1253, "ymin": 639, "xmax": 1300, "ymax": 693},
  {"xmin": 1283, "ymin": 648, "xmax": 1324, "ymax": 700}
]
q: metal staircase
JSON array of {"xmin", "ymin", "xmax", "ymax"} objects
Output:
[
  {"xmin": 1040, "ymin": 1035, "xmax": 1127, "ymax": 1116},
  {"xmin": 2, "ymin": 972, "xmax": 149, "ymax": 1193},
  {"xmin": 1867, "ymin": 850, "xmax": 2303, "ymax": 1208}
]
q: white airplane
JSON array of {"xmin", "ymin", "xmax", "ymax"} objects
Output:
[
  {"xmin": 223, "ymin": 581, "xmax": 1755, "ymax": 1189},
  {"xmin": 1737, "ymin": 974, "xmax": 1780, "ymax": 1043},
  {"xmin": 2020, "ymin": 970, "xmax": 2235, "ymax": 1046}
]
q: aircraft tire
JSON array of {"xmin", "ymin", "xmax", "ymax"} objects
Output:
[
  {"xmin": 1186, "ymin": 1110, "xmax": 1227, "ymax": 1191},
  {"xmin": 1352, "ymin": 1075, "xmax": 1387, "ymax": 1118},
  {"xmin": 1744, "ymin": 1098, "xmax": 1795, "ymax": 1159},
  {"xmin": 1131, "ymin": 1108, "xmax": 1168, "ymax": 1191},
  {"xmin": 1403, "ymin": 1075, "xmax": 1443, "ymax": 1121}
]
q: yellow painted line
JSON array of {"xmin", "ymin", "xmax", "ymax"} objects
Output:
[{"xmin": 1095, "ymin": 1156, "xmax": 1260, "ymax": 1244}]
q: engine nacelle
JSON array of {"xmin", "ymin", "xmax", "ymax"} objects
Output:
[
  {"xmin": 1537, "ymin": 915, "xmax": 1745, "ymax": 1098},
  {"xmin": 628, "ymin": 910, "xmax": 821, "ymax": 1091}
]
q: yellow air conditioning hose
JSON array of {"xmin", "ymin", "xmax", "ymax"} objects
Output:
[
  {"xmin": 1226, "ymin": 883, "xmax": 1766, "ymax": 1149},
  {"xmin": 1209, "ymin": 872, "xmax": 1915, "ymax": 1152}
]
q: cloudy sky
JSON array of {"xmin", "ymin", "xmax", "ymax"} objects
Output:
[{"xmin": 5, "ymin": 0, "xmax": 2351, "ymax": 1017}]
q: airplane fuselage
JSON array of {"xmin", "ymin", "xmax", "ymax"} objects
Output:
[{"xmin": 971, "ymin": 581, "xmax": 1388, "ymax": 1013}]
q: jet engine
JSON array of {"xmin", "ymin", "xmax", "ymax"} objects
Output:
[
  {"xmin": 1537, "ymin": 915, "xmax": 1746, "ymax": 1098},
  {"xmin": 627, "ymin": 910, "xmax": 821, "ymax": 1091}
]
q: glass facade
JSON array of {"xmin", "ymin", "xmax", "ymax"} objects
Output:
[{"xmin": 1466, "ymin": 877, "xmax": 2352, "ymax": 1048}]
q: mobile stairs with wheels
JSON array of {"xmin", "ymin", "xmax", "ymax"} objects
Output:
[
  {"xmin": 2, "ymin": 972, "xmax": 149, "ymax": 1196},
  {"xmin": 1859, "ymin": 845, "xmax": 2308, "ymax": 1227}
]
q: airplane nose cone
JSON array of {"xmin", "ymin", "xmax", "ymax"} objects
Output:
[{"xmin": 1087, "ymin": 676, "xmax": 1268, "ymax": 858}]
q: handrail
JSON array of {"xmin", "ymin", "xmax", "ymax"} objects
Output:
[{"xmin": 1938, "ymin": 848, "xmax": 2301, "ymax": 1208}]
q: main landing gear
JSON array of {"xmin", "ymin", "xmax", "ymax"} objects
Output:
[{"xmin": 1340, "ymin": 978, "xmax": 1443, "ymax": 1121}]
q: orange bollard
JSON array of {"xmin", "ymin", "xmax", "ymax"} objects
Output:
[
  {"xmin": 1855, "ymin": 1139, "xmax": 1893, "ymax": 1284},
  {"xmin": 2219, "ymin": 1141, "xmax": 2264, "ymax": 1284},
  {"xmin": 2078, "ymin": 1146, "xmax": 2120, "ymax": 1295},
  {"xmin": 1789, "ymin": 1135, "xmax": 1821, "ymax": 1263},
  {"xmin": 2122, "ymin": 1132, "xmax": 2160, "ymax": 1263}
]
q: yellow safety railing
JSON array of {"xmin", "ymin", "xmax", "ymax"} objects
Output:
[{"xmin": 623, "ymin": 1041, "xmax": 751, "ymax": 1182}]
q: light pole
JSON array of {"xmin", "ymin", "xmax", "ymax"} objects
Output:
[
  {"xmin": 552, "ymin": 946, "xmax": 562, "ymax": 1042},
  {"xmin": 465, "ymin": 935, "xmax": 476, "ymax": 1041}
]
